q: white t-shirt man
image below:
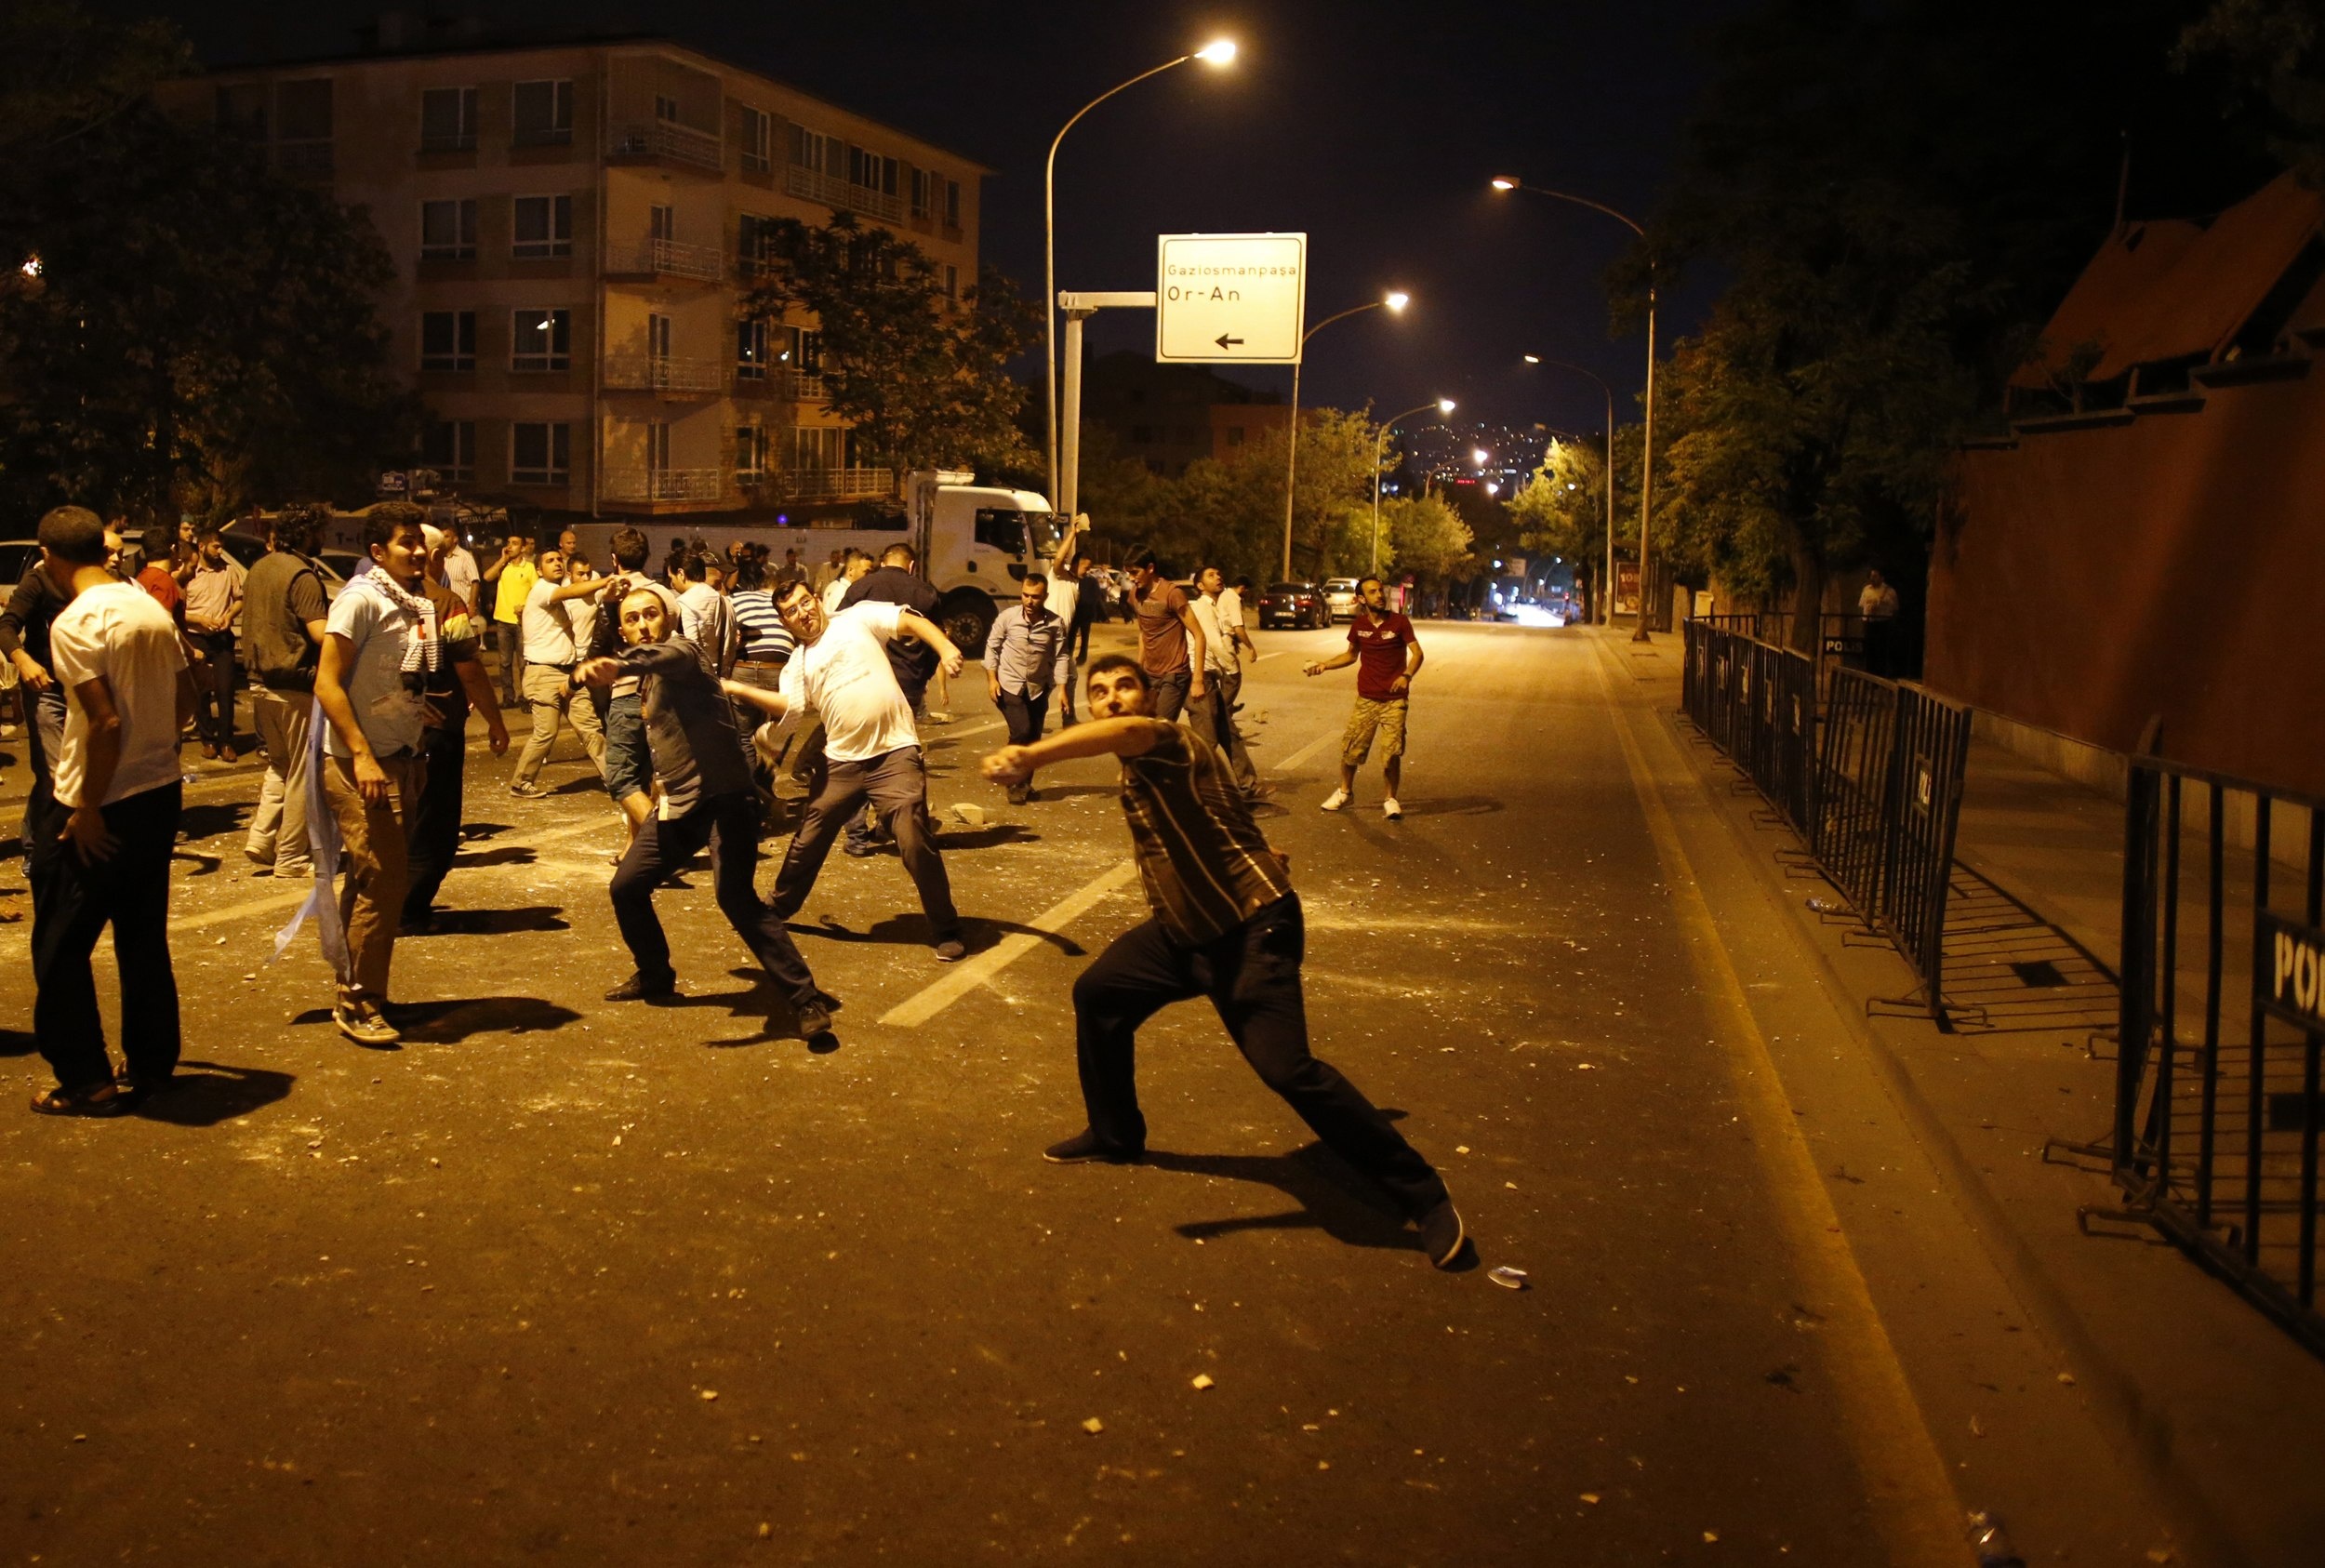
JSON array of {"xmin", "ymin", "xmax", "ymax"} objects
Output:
[
  {"xmin": 323, "ymin": 576, "xmax": 429, "ymax": 760},
  {"xmin": 48, "ymin": 580, "xmax": 188, "ymax": 809},
  {"xmin": 820, "ymin": 574, "xmax": 852, "ymax": 614},
  {"xmin": 1859, "ymin": 579, "xmax": 1899, "ymax": 621},
  {"xmin": 522, "ymin": 577, "xmax": 578, "ymax": 667},
  {"xmin": 778, "ymin": 602, "xmax": 918, "ymax": 764},
  {"xmin": 679, "ymin": 581, "xmax": 736, "ymax": 676},
  {"xmin": 1189, "ymin": 592, "xmax": 1237, "ymax": 677}
]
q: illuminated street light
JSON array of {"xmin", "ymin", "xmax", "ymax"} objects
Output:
[
  {"xmin": 1471, "ymin": 447, "xmax": 1490, "ymax": 468},
  {"xmin": 1493, "ymin": 176, "xmax": 1658, "ymax": 639},
  {"xmin": 1282, "ymin": 289, "xmax": 1414, "ymax": 578},
  {"xmin": 1371, "ymin": 396, "xmax": 1455, "ymax": 575},
  {"xmin": 1045, "ymin": 41, "xmax": 1240, "ymax": 508}
]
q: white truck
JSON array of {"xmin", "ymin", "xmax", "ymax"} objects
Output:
[{"xmin": 562, "ymin": 470, "xmax": 1065, "ymax": 656}]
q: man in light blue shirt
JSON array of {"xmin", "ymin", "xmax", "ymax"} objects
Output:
[{"xmin": 983, "ymin": 573, "xmax": 1071, "ymax": 804}]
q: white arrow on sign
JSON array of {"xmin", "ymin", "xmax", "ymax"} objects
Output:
[{"xmin": 1155, "ymin": 233, "xmax": 1307, "ymax": 365}]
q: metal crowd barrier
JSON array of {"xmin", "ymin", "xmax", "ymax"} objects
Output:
[
  {"xmin": 1683, "ymin": 620, "xmax": 1972, "ymax": 1023},
  {"xmin": 2096, "ymin": 759, "xmax": 2325, "ymax": 1354}
]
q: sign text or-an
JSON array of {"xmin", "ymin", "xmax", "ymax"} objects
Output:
[{"xmin": 1155, "ymin": 233, "xmax": 1307, "ymax": 364}]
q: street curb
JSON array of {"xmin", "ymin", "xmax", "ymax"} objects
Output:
[{"xmin": 1628, "ymin": 659, "xmax": 2249, "ymax": 1568}]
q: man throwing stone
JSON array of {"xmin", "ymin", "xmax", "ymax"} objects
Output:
[
  {"xmin": 728, "ymin": 582, "xmax": 970, "ymax": 963},
  {"xmin": 980, "ymin": 652, "xmax": 1467, "ymax": 1269},
  {"xmin": 1304, "ymin": 576, "xmax": 1422, "ymax": 820},
  {"xmin": 576, "ymin": 590, "xmax": 833, "ymax": 1039}
]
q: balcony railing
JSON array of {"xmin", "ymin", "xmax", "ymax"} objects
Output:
[
  {"xmin": 604, "ymin": 468, "xmax": 724, "ymax": 502},
  {"xmin": 609, "ymin": 122, "xmax": 722, "ymax": 171},
  {"xmin": 784, "ymin": 165, "xmax": 903, "ymax": 222},
  {"xmin": 767, "ymin": 467, "xmax": 892, "ymax": 500},
  {"xmin": 604, "ymin": 355, "xmax": 728, "ymax": 394},
  {"xmin": 603, "ymin": 238, "xmax": 724, "ymax": 281},
  {"xmin": 419, "ymin": 132, "xmax": 477, "ymax": 153},
  {"xmin": 781, "ymin": 369, "xmax": 828, "ymax": 403}
]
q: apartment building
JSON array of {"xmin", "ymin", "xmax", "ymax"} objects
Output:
[
  {"xmin": 1081, "ymin": 351, "xmax": 1288, "ymax": 476},
  {"xmin": 159, "ymin": 31, "xmax": 986, "ymax": 518}
]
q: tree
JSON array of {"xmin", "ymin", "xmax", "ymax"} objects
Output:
[
  {"xmin": 2179, "ymin": 0, "xmax": 2325, "ymax": 182},
  {"xmin": 1374, "ymin": 494, "xmax": 1473, "ymax": 593},
  {"xmin": 1508, "ymin": 436, "xmax": 1621, "ymax": 618},
  {"xmin": 1641, "ymin": 0, "xmax": 2272, "ymax": 647},
  {"xmin": 740, "ymin": 213, "xmax": 1037, "ymax": 480}
]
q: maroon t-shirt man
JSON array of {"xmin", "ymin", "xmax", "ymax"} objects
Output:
[{"xmin": 1348, "ymin": 610, "xmax": 1417, "ymax": 700}]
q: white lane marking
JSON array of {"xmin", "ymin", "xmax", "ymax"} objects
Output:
[
  {"xmin": 1273, "ymin": 727, "xmax": 1342, "ymax": 772},
  {"xmin": 877, "ymin": 860, "xmax": 1140, "ymax": 1029}
]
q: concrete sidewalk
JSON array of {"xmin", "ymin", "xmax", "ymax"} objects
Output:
[{"xmin": 1614, "ymin": 628, "xmax": 2325, "ymax": 1568}]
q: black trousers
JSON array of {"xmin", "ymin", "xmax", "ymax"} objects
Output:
[
  {"xmin": 188, "ymin": 629, "xmax": 237, "ymax": 748},
  {"xmin": 772, "ymin": 745, "xmax": 959, "ymax": 939},
  {"xmin": 609, "ymin": 790, "xmax": 818, "ymax": 1005},
  {"xmin": 401, "ymin": 721, "xmax": 466, "ymax": 924},
  {"xmin": 998, "ymin": 686, "xmax": 1051, "ymax": 748},
  {"xmin": 1071, "ymin": 895, "xmax": 1448, "ymax": 1217},
  {"xmin": 28, "ymin": 781, "xmax": 182, "ymax": 1091},
  {"xmin": 1070, "ymin": 612, "xmax": 1094, "ymax": 663}
]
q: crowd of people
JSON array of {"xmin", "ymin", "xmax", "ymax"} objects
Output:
[{"xmin": 4, "ymin": 498, "xmax": 1463, "ymax": 1268}]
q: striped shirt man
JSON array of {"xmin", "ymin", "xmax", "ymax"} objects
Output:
[
  {"xmin": 730, "ymin": 587, "xmax": 795, "ymax": 664},
  {"xmin": 1118, "ymin": 724, "xmax": 1292, "ymax": 945}
]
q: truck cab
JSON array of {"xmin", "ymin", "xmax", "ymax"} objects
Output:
[{"xmin": 911, "ymin": 471, "xmax": 1068, "ymax": 652}]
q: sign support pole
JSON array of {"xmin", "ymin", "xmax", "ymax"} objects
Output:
[{"xmin": 1056, "ymin": 291, "xmax": 1158, "ymax": 525}]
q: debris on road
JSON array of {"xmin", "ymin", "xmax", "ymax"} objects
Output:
[
  {"xmin": 1081, "ymin": 1416, "xmax": 1104, "ymax": 1435},
  {"xmin": 1190, "ymin": 1375, "xmax": 1214, "ymax": 1390},
  {"xmin": 1487, "ymin": 1267, "xmax": 1529, "ymax": 1290}
]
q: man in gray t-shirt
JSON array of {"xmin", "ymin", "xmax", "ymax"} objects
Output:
[{"xmin": 313, "ymin": 504, "xmax": 437, "ymax": 1047}]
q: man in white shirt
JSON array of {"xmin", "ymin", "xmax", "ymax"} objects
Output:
[
  {"xmin": 820, "ymin": 549, "xmax": 870, "ymax": 614},
  {"xmin": 509, "ymin": 547, "xmax": 607, "ymax": 797},
  {"xmin": 726, "ymin": 583, "xmax": 970, "ymax": 963},
  {"xmin": 1186, "ymin": 565, "xmax": 1263, "ymax": 796},
  {"xmin": 671, "ymin": 550, "xmax": 738, "ymax": 678},
  {"xmin": 29, "ymin": 504, "xmax": 197, "ymax": 1115}
]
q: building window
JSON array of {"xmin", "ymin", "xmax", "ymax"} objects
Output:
[
  {"xmin": 739, "ymin": 106, "xmax": 772, "ymax": 172},
  {"xmin": 910, "ymin": 168, "xmax": 933, "ymax": 219},
  {"xmin": 942, "ymin": 263, "xmax": 959, "ymax": 299},
  {"xmin": 655, "ymin": 94, "xmax": 680, "ymax": 123},
  {"xmin": 511, "ymin": 423, "xmax": 570, "ymax": 485},
  {"xmin": 216, "ymin": 83, "xmax": 267, "ymax": 139},
  {"xmin": 847, "ymin": 144, "xmax": 898, "ymax": 197},
  {"xmin": 419, "ymin": 86, "xmax": 477, "ymax": 152},
  {"xmin": 1176, "ymin": 425, "xmax": 1201, "ymax": 445},
  {"xmin": 419, "ymin": 198, "xmax": 477, "ymax": 260},
  {"xmin": 512, "ymin": 79, "xmax": 573, "ymax": 146},
  {"xmin": 644, "ymin": 421, "xmax": 672, "ymax": 472},
  {"xmin": 649, "ymin": 204, "xmax": 674, "ymax": 242},
  {"xmin": 944, "ymin": 179, "xmax": 962, "ymax": 229},
  {"xmin": 790, "ymin": 125, "xmax": 836, "ymax": 174},
  {"xmin": 736, "ymin": 425, "xmax": 768, "ymax": 481},
  {"xmin": 420, "ymin": 419, "xmax": 475, "ymax": 483},
  {"xmin": 276, "ymin": 78, "xmax": 334, "ymax": 140},
  {"xmin": 789, "ymin": 426, "xmax": 844, "ymax": 472},
  {"xmin": 419, "ymin": 311, "xmax": 476, "ymax": 371},
  {"xmin": 512, "ymin": 194, "xmax": 572, "ymax": 259},
  {"xmin": 737, "ymin": 319, "xmax": 769, "ymax": 379},
  {"xmin": 512, "ymin": 309, "xmax": 570, "ymax": 371},
  {"xmin": 790, "ymin": 326, "xmax": 823, "ymax": 375},
  {"xmin": 1226, "ymin": 425, "xmax": 1245, "ymax": 446}
]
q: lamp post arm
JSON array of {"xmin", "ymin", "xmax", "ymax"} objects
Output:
[
  {"xmin": 1504, "ymin": 180, "xmax": 1645, "ymax": 239},
  {"xmin": 1300, "ymin": 299, "xmax": 1383, "ymax": 346},
  {"xmin": 1044, "ymin": 53, "xmax": 1194, "ymax": 510}
]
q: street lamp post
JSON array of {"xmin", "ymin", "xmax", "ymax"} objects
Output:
[
  {"xmin": 1282, "ymin": 291, "xmax": 1407, "ymax": 581},
  {"xmin": 1372, "ymin": 397, "xmax": 1455, "ymax": 576},
  {"xmin": 1044, "ymin": 41, "xmax": 1236, "ymax": 512},
  {"xmin": 1522, "ymin": 355, "xmax": 1617, "ymax": 626},
  {"xmin": 1493, "ymin": 178, "xmax": 1656, "ymax": 640}
]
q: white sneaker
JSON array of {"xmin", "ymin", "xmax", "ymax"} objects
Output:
[
  {"xmin": 1320, "ymin": 788, "xmax": 1348, "ymax": 812},
  {"xmin": 1382, "ymin": 797, "xmax": 1403, "ymax": 820}
]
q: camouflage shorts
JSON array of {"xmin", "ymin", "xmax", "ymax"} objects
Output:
[{"xmin": 1341, "ymin": 697, "xmax": 1408, "ymax": 766}]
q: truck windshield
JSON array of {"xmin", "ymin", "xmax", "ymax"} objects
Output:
[{"xmin": 1023, "ymin": 511, "xmax": 1071, "ymax": 563}]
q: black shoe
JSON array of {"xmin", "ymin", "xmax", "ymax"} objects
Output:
[
  {"xmin": 794, "ymin": 994, "xmax": 835, "ymax": 1039},
  {"xmin": 1005, "ymin": 782, "xmax": 1029, "ymax": 805},
  {"xmin": 401, "ymin": 910, "xmax": 440, "ymax": 937},
  {"xmin": 1415, "ymin": 1197, "xmax": 1468, "ymax": 1269},
  {"xmin": 843, "ymin": 839, "xmax": 879, "ymax": 858},
  {"xmin": 604, "ymin": 969, "xmax": 677, "ymax": 1003},
  {"xmin": 1043, "ymin": 1129, "xmax": 1142, "ymax": 1165}
]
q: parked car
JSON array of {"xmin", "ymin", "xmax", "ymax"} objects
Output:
[
  {"xmin": 1256, "ymin": 580, "xmax": 1332, "ymax": 630},
  {"xmin": 0, "ymin": 539, "xmax": 38, "ymax": 588},
  {"xmin": 1322, "ymin": 577, "xmax": 1361, "ymax": 621}
]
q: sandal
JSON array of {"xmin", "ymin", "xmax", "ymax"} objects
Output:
[{"xmin": 30, "ymin": 1082, "xmax": 132, "ymax": 1118}]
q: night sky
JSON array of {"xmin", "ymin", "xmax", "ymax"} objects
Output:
[{"xmin": 99, "ymin": 0, "xmax": 1757, "ymax": 435}]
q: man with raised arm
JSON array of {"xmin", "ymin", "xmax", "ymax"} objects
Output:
[
  {"xmin": 727, "ymin": 580, "xmax": 970, "ymax": 963},
  {"xmin": 979, "ymin": 652, "xmax": 1468, "ymax": 1269},
  {"xmin": 575, "ymin": 589, "xmax": 833, "ymax": 1039},
  {"xmin": 1304, "ymin": 575, "xmax": 1423, "ymax": 821}
]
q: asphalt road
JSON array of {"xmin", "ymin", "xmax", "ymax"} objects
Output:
[{"xmin": 0, "ymin": 620, "xmax": 2175, "ymax": 1565}]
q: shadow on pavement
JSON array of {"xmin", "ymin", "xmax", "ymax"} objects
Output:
[
  {"xmin": 169, "ymin": 848, "xmax": 224, "ymax": 877},
  {"xmin": 1147, "ymin": 1142, "xmax": 1422, "ymax": 1257},
  {"xmin": 0, "ymin": 1027, "xmax": 35, "ymax": 1058},
  {"xmin": 452, "ymin": 844, "xmax": 536, "ymax": 869},
  {"xmin": 291, "ymin": 996, "xmax": 582, "ymax": 1043},
  {"xmin": 178, "ymin": 802, "xmax": 249, "ymax": 842},
  {"xmin": 798, "ymin": 912, "xmax": 1083, "ymax": 958},
  {"xmin": 413, "ymin": 906, "xmax": 570, "ymax": 937},
  {"xmin": 932, "ymin": 824, "xmax": 1039, "ymax": 852},
  {"xmin": 1396, "ymin": 795, "xmax": 1504, "ymax": 818},
  {"xmin": 138, "ymin": 1059, "xmax": 293, "ymax": 1126}
]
